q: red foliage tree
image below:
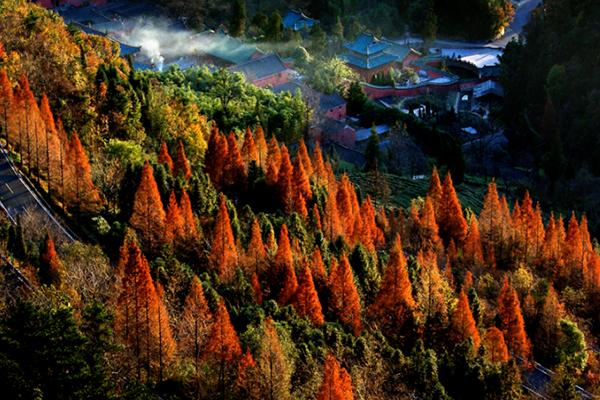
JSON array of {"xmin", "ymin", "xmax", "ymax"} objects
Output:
[
  {"xmin": 39, "ymin": 233, "xmax": 64, "ymax": 286},
  {"xmin": 329, "ymin": 254, "xmax": 362, "ymax": 336},
  {"xmin": 324, "ymin": 184, "xmax": 342, "ymax": 242},
  {"xmin": 316, "ymin": 353, "xmax": 354, "ymax": 400},
  {"xmin": 179, "ymin": 189, "xmax": 199, "ymax": 243},
  {"xmin": 438, "ymin": 173, "xmax": 468, "ymax": 245},
  {"xmin": 265, "ymin": 136, "xmax": 281, "ymax": 185},
  {"xmin": 206, "ymin": 128, "xmax": 228, "ymax": 188},
  {"xmin": 278, "ymin": 257, "xmax": 298, "ymax": 306},
  {"xmin": 312, "ymin": 142, "xmax": 327, "ymax": 185},
  {"xmin": 210, "ymin": 194, "xmax": 238, "ymax": 282},
  {"xmin": 241, "ymin": 127, "xmax": 259, "ymax": 168},
  {"xmin": 427, "ymin": 167, "xmax": 443, "ymax": 219},
  {"xmin": 449, "ymin": 290, "xmax": 481, "ymax": 350},
  {"xmin": 278, "ymin": 145, "xmax": 294, "ymax": 213},
  {"xmin": 497, "ymin": 277, "xmax": 531, "ymax": 359},
  {"xmin": 254, "ymin": 126, "xmax": 268, "ymax": 168},
  {"xmin": 165, "ymin": 191, "xmax": 184, "ymax": 245},
  {"xmin": 484, "ymin": 327, "xmax": 509, "ymax": 364},
  {"xmin": 369, "ymin": 235, "xmax": 416, "ymax": 335},
  {"xmin": 158, "ymin": 142, "xmax": 174, "ymax": 173},
  {"xmin": 115, "ymin": 241, "xmax": 176, "ymax": 381},
  {"xmin": 130, "ymin": 161, "xmax": 166, "ymax": 252},
  {"xmin": 297, "ymin": 139, "xmax": 313, "ymax": 177},
  {"xmin": 463, "ymin": 216, "xmax": 484, "ymax": 269},
  {"xmin": 174, "ymin": 140, "xmax": 192, "ymax": 179},
  {"xmin": 293, "ymin": 152, "xmax": 312, "ymax": 201},
  {"xmin": 245, "ymin": 218, "xmax": 267, "ymax": 273},
  {"xmin": 179, "ymin": 276, "xmax": 213, "ymax": 366},
  {"xmin": 65, "ymin": 131, "xmax": 101, "ymax": 212},
  {"xmin": 205, "ymin": 299, "xmax": 242, "ymax": 363},
  {"xmin": 294, "ymin": 265, "xmax": 324, "ymax": 326},
  {"xmin": 0, "ymin": 69, "xmax": 12, "ymax": 143}
]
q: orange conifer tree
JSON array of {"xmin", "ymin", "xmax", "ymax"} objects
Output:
[
  {"xmin": 245, "ymin": 218, "xmax": 267, "ymax": 273},
  {"xmin": 278, "ymin": 258, "xmax": 298, "ymax": 306},
  {"xmin": 297, "ymin": 139, "xmax": 313, "ymax": 177},
  {"xmin": 39, "ymin": 233, "xmax": 64, "ymax": 286},
  {"xmin": 294, "ymin": 265, "xmax": 324, "ymax": 326},
  {"xmin": 224, "ymin": 132, "xmax": 246, "ymax": 187},
  {"xmin": 278, "ymin": 145, "xmax": 294, "ymax": 213},
  {"xmin": 158, "ymin": 142, "xmax": 174, "ymax": 173},
  {"xmin": 179, "ymin": 276, "xmax": 213, "ymax": 372},
  {"xmin": 369, "ymin": 235, "xmax": 416, "ymax": 336},
  {"xmin": 38, "ymin": 94, "xmax": 59, "ymax": 190},
  {"xmin": 210, "ymin": 194, "xmax": 238, "ymax": 283},
  {"xmin": 115, "ymin": 241, "xmax": 176, "ymax": 381},
  {"xmin": 316, "ymin": 353, "xmax": 354, "ymax": 400},
  {"xmin": 65, "ymin": 131, "xmax": 101, "ymax": 212},
  {"xmin": 241, "ymin": 127, "xmax": 259, "ymax": 168},
  {"xmin": 449, "ymin": 290, "xmax": 481, "ymax": 350},
  {"xmin": 293, "ymin": 153, "xmax": 312, "ymax": 201},
  {"xmin": 174, "ymin": 140, "xmax": 192, "ymax": 180},
  {"xmin": 254, "ymin": 126, "xmax": 268, "ymax": 168},
  {"xmin": 463, "ymin": 216, "xmax": 484, "ymax": 269},
  {"xmin": 205, "ymin": 128, "xmax": 228, "ymax": 188},
  {"xmin": 324, "ymin": 186, "xmax": 342, "ymax": 242},
  {"xmin": 438, "ymin": 173, "xmax": 468, "ymax": 245},
  {"xmin": 329, "ymin": 254, "xmax": 362, "ymax": 336},
  {"xmin": 427, "ymin": 167, "xmax": 443, "ymax": 218},
  {"xmin": 165, "ymin": 191, "xmax": 184, "ymax": 245},
  {"xmin": 204, "ymin": 299, "xmax": 243, "ymax": 397},
  {"xmin": 0, "ymin": 69, "xmax": 12, "ymax": 143},
  {"xmin": 483, "ymin": 327, "xmax": 509, "ymax": 364},
  {"xmin": 497, "ymin": 277, "xmax": 531, "ymax": 359},
  {"xmin": 312, "ymin": 142, "xmax": 327, "ymax": 185},
  {"xmin": 265, "ymin": 136, "xmax": 281, "ymax": 185},
  {"xmin": 179, "ymin": 189, "xmax": 199, "ymax": 243},
  {"xmin": 130, "ymin": 161, "xmax": 166, "ymax": 252}
]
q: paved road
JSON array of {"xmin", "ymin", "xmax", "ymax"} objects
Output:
[
  {"xmin": 396, "ymin": 0, "xmax": 543, "ymax": 49},
  {"xmin": 0, "ymin": 146, "xmax": 75, "ymax": 242},
  {"xmin": 492, "ymin": 0, "xmax": 543, "ymax": 47}
]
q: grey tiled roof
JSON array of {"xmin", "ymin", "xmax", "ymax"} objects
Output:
[{"xmin": 229, "ymin": 54, "xmax": 287, "ymax": 81}]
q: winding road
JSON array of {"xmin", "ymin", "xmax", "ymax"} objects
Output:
[{"xmin": 0, "ymin": 145, "xmax": 75, "ymax": 243}]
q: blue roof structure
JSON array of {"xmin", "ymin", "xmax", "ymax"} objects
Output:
[
  {"xmin": 282, "ymin": 10, "xmax": 317, "ymax": 32},
  {"xmin": 341, "ymin": 52, "xmax": 398, "ymax": 70}
]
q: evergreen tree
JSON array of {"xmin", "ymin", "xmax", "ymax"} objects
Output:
[{"xmin": 230, "ymin": 0, "xmax": 246, "ymax": 37}]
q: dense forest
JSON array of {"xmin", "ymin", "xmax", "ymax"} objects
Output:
[
  {"xmin": 500, "ymin": 0, "xmax": 600, "ymax": 233},
  {"xmin": 0, "ymin": 1, "xmax": 599, "ymax": 399},
  {"xmin": 159, "ymin": 0, "xmax": 513, "ymax": 40}
]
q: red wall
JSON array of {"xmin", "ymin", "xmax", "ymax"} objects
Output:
[
  {"xmin": 324, "ymin": 104, "xmax": 347, "ymax": 121},
  {"xmin": 362, "ymin": 78, "xmax": 483, "ymax": 100},
  {"xmin": 254, "ymin": 70, "xmax": 290, "ymax": 88}
]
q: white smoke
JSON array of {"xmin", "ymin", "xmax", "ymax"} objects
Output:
[
  {"xmin": 108, "ymin": 17, "xmax": 297, "ymax": 72},
  {"xmin": 109, "ymin": 17, "xmax": 255, "ymax": 72}
]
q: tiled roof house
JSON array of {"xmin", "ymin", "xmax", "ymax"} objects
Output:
[
  {"xmin": 282, "ymin": 10, "xmax": 318, "ymax": 32},
  {"xmin": 341, "ymin": 33, "xmax": 420, "ymax": 81},
  {"xmin": 229, "ymin": 54, "xmax": 290, "ymax": 88}
]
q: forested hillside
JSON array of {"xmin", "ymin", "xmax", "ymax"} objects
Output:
[
  {"xmin": 159, "ymin": 0, "xmax": 513, "ymax": 40},
  {"xmin": 0, "ymin": 1, "xmax": 598, "ymax": 400},
  {"xmin": 501, "ymin": 0, "xmax": 600, "ymax": 232}
]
